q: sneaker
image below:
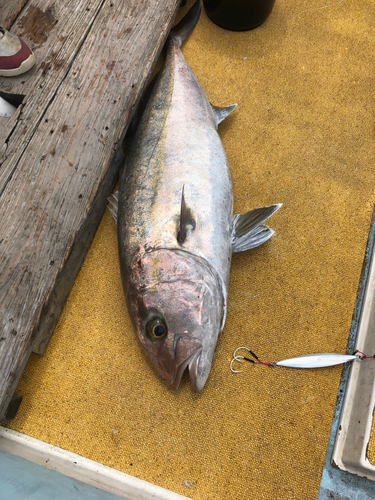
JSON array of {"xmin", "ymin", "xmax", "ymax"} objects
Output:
[{"xmin": 0, "ymin": 27, "xmax": 35, "ymax": 77}]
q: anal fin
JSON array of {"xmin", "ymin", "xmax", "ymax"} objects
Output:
[{"xmin": 232, "ymin": 203, "xmax": 282, "ymax": 252}]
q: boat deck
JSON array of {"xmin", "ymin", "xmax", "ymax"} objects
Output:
[{"xmin": 2, "ymin": 1, "xmax": 375, "ymax": 499}]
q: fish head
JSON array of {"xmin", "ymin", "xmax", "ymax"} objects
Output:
[{"xmin": 126, "ymin": 248, "xmax": 224, "ymax": 392}]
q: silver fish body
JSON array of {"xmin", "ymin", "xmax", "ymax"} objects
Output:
[{"xmin": 116, "ymin": 0, "xmax": 280, "ymax": 392}]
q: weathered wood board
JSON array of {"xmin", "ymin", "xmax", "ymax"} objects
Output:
[
  {"xmin": 0, "ymin": 0, "xmax": 181, "ymax": 420},
  {"xmin": 0, "ymin": 0, "xmax": 28, "ymax": 29}
]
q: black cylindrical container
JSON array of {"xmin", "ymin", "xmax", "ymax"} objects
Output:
[{"xmin": 203, "ymin": 0, "xmax": 276, "ymax": 31}]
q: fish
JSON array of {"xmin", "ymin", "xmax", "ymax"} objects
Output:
[{"xmin": 108, "ymin": 0, "xmax": 281, "ymax": 392}]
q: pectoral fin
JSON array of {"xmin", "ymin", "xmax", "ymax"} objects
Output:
[
  {"xmin": 211, "ymin": 103, "xmax": 237, "ymax": 127},
  {"xmin": 177, "ymin": 186, "xmax": 196, "ymax": 245},
  {"xmin": 232, "ymin": 203, "xmax": 282, "ymax": 252}
]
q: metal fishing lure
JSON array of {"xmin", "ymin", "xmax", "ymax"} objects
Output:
[{"xmin": 230, "ymin": 347, "xmax": 373, "ymax": 373}]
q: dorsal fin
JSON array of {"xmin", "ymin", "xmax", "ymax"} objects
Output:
[
  {"xmin": 211, "ymin": 103, "xmax": 237, "ymax": 127},
  {"xmin": 177, "ymin": 186, "xmax": 195, "ymax": 245}
]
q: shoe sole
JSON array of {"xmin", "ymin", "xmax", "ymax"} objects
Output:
[{"xmin": 0, "ymin": 52, "xmax": 36, "ymax": 77}]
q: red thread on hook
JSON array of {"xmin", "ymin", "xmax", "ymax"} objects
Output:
[
  {"xmin": 255, "ymin": 359, "xmax": 272, "ymax": 367},
  {"xmin": 248, "ymin": 350, "xmax": 272, "ymax": 367},
  {"xmin": 235, "ymin": 348, "xmax": 273, "ymax": 368}
]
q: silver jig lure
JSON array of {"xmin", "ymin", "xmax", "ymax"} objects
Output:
[{"xmin": 230, "ymin": 347, "xmax": 372, "ymax": 373}]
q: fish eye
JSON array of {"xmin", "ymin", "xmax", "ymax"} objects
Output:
[{"xmin": 145, "ymin": 316, "xmax": 168, "ymax": 342}]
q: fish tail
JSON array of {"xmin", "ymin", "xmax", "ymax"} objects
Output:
[{"xmin": 170, "ymin": 0, "xmax": 201, "ymax": 47}]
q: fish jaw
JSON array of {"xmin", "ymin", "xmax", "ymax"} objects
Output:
[
  {"xmin": 123, "ymin": 248, "xmax": 225, "ymax": 392},
  {"xmin": 169, "ymin": 340, "xmax": 202, "ymax": 391},
  {"xmin": 151, "ymin": 331, "xmax": 203, "ymax": 389},
  {"xmin": 188, "ymin": 348, "xmax": 214, "ymax": 393}
]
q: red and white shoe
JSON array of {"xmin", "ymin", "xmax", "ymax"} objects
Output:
[{"xmin": 0, "ymin": 27, "xmax": 35, "ymax": 77}]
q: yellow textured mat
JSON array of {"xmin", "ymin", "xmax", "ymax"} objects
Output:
[{"xmin": 3, "ymin": 1, "xmax": 375, "ymax": 498}]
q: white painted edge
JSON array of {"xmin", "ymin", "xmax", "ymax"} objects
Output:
[
  {"xmin": 332, "ymin": 231, "xmax": 375, "ymax": 481},
  {"xmin": 0, "ymin": 427, "xmax": 193, "ymax": 500}
]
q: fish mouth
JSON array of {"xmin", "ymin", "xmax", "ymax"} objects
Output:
[
  {"xmin": 168, "ymin": 337, "xmax": 202, "ymax": 391},
  {"xmin": 187, "ymin": 351, "xmax": 207, "ymax": 393}
]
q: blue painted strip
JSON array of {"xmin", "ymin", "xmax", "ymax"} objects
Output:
[
  {"xmin": 318, "ymin": 205, "xmax": 375, "ymax": 499},
  {"xmin": 0, "ymin": 449, "xmax": 126, "ymax": 500}
]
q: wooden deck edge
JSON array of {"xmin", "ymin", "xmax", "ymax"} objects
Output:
[
  {"xmin": 0, "ymin": 144, "xmax": 123, "ymax": 421},
  {"xmin": 0, "ymin": 427, "xmax": 193, "ymax": 500},
  {"xmin": 31, "ymin": 145, "xmax": 123, "ymax": 356},
  {"xmin": 0, "ymin": 395, "xmax": 23, "ymax": 422}
]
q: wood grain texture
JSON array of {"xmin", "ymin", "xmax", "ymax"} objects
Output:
[
  {"xmin": 0, "ymin": 0, "xmax": 108, "ymax": 147},
  {"xmin": 0, "ymin": 0, "xmax": 181, "ymax": 420},
  {"xmin": 0, "ymin": 0, "xmax": 28, "ymax": 29}
]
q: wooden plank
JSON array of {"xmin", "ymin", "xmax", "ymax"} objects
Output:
[
  {"xmin": 0, "ymin": 0, "xmax": 108, "ymax": 145},
  {"xmin": 0, "ymin": 0, "xmax": 28, "ymax": 29},
  {"xmin": 0, "ymin": 0, "xmax": 181, "ymax": 420}
]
